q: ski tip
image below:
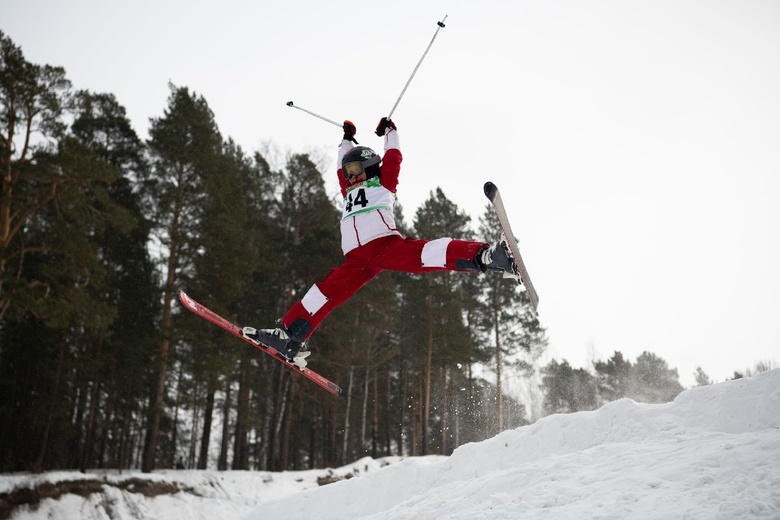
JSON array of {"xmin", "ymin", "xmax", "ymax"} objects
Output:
[
  {"xmin": 179, "ymin": 290, "xmax": 193, "ymax": 308},
  {"xmin": 484, "ymin": 181, "xmax": 498, "ymax": 202}
]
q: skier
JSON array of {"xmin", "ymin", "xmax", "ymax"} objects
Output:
[{"xmin": 244, "ymin": 117, "xmax": 517, "ymax": 366}]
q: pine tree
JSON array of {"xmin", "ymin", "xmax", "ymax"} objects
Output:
[
  {"xmin": 142, "ymin": 84, "xmax": 223, "ymax": 472},
  {"xmin": 179, "ymin": 138, "xmax": 261, "ymax": 470},
  {"xmin": 541, "ymin": 359, "xmax": 599, "ymax": 414},
  {"xmin": 694, "ymin": 366, "xmax": 712, "ymax": 387},
  {"xmin": 631, "ymin": 351, "xmax": 684, "ymax": 403},
  {"xmin": 0, "ymin": 33, "xmax": 147, "ymax": 471},
  {"xmin": 594, "ymin": 351, "xmax": 634, "ymax": 401},
  {"xmin": 68, "ymin": 90, "xmax": 158, "ymax": 470},
  {"xmin": 0, "ymin": 30, "xmax": 71, "ymax": 320},
  {"xmin": 406, "ymin": 188, "xmax": 474, "ymax": 455},
  {"xmin": 264, "ymin": 153, "xmax": 341, "ymax": 469}
]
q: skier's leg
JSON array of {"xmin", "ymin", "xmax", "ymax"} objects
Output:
[
  {"xmin": 281, "ymin": 257, "xmax": 381, "ymax": 343},
  {"xmin": 375, "ymin": 236, "xmax": 488, "ymax": 274},
  {"xmin": 379, "ymin": 236, "xmax": 518, "ymax": 276}
]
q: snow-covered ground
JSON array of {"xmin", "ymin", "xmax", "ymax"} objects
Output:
[{"xmin": 3, "ymin": 369, "xmax": 779, "ymax": 519}]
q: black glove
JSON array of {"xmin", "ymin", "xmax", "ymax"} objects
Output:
[
  {"xmin": 343, "ymin": 120, "xmax": 357, "ymax": 143},
  {"xmin": 375, "ymin": 117, "xmax": 397, "ymax": 136}
]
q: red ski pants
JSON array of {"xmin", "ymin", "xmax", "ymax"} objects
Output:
[{"xmin": 282, "ymin": 235, "xmax": 487, "ymax": 342}]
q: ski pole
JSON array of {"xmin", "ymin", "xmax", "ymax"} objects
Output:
[
  {"xmin": 387, "ymin": 15, "xmax": 448, "ymax": 119},
  {"xmin": 286, "ymin": 101, "xmax": 341, "ymax": 128}
]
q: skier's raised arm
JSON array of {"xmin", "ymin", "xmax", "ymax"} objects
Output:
[
  {"xmin": 375, "ymin": 117, "xmax": 401, "ymax": 193},
  {"xmin": 337, "ymin": 120, "xmax": 357, "ymax": 197}
]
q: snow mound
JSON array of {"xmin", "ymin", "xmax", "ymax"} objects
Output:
[
  {"xmin": 248, "ymin": 369, "xmax": 780, "ymax": 520},
  {"xmin": 1, "ymin": 456, "xmax": 415, "ymax": 519}
]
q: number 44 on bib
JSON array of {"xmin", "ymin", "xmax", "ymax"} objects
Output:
[{"xmin": 345, "ymin": 188, "xmax": 369, "ymax": 213}]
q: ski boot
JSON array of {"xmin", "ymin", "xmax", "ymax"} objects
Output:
[
  {"xmin": 242, "ymin": 326, "xmax": 310, "ymax": 369},
  {"xmin": 479, "ymin": 240, "xmax": 519, "ymax": 278}
]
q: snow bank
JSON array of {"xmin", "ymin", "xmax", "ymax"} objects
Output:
[
  {"xmin": 1, "ymin": 457, "xmax": 412, "ymax": 519},
  {"xmin": 248, "ymin": 369, "xmax": 780, "ymax": 520}
]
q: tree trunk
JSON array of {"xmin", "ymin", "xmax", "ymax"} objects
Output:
[
  {"xmin": 414, "ymin": 378, "xmax": 424, "ymax": 456},
  {"xmin": 360, "ymin": 367, "xmax": 370, "ymax": 455},
  {"xmin": 342, "ymin": 365, "xmax": 354, "ymax": 464},
  {"xmin": 233, "ymin": 356, "xmax": 250, "ymax": 470},
  {"xmin": 328, "ymin": 402, "xmax": 339, "ymax": 467},
  {"xmin": 308, "ymin": 406, "xmax": 318, "ymax": 470},
  {"xmin": 217, "ymin": 375, "xmax": 232, "ymax": 471},
  {"xmin": 453, "ymin": 371, "xmax": 460, "ymax": 449},
  {"xmin": 98, "ymin": 381, "xmax": 117, "ymax": 469},
  {"xmin": 398, "ymin": 357, "xmax": 406, "ymax": 456},
  {"xmin": 384, "ymin": 370, "xmax": 392, "ymax": 456},
  {"xmin": 371, "ymin": 369, "xmax": 379, "ymax": 458},
  {"xmin": 72, "ymin": 339, "xmax": 92, "ymax": 468},
  {"xmin": 423, "ymin": 310, "xmax": 433, "ymax": 456},
  {"xmin": 198, "ymin": 376, "xmax": 216, "ymax": 470},
  {"xmin": 118, "ymin": 404, "xmax": 137, "ymax": 470},
  {"xmin": 34, "ymin": 333, "xmax": 67, "ymax": 472},
  {"xmin": 494, "ymin": 306, "xmax": 503, "ymax": 433},
  {"xmin": 267, "ymin": 367, "xmax": 288, "ymax": 471},
  {"xmin": 280, "ymin": 379, "xmax": 297, "ymax": 469},
  {"xmin": 440, "ymin": 366, "xmax": 449, "ymax": 455},
  {"xmin": 143, "ymin": 185, "xmax": 183, "ymax": 472},
  {"xmin": 170, "ymin": 361, "xmax": 185, "ymax": 468},
  {"xmin": 143, "ymin": 293, "xmax": 174, "ymax": 470},
  {"xmin": 80, "ymin": 366, "xmax": 102, "ymax": 471}
]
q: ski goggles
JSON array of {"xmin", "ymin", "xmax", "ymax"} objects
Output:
[{"xmin": 342, "ymin": 161, "xmax": 366, "ymax": 179}]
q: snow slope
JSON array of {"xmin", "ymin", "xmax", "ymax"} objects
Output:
[
  {"xmin": 249, "ymin": 370, "xmax": 780, "ymax": 520},
  {"xmin": 3, "ymin": 370, "xmax": 779, "ymax": 520}
]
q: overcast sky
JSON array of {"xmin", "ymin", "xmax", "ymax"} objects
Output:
[{"xmin": 4, "ymin": 0, "xmax": 779, "ymax": 386}]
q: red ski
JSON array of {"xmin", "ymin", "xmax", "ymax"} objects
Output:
[{"xmin": 179, "ymin": 291, "xmax": 342, "ymax": 396}]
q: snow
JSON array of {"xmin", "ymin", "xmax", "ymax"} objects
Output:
[{"xmin": 3, "ymin": 370, "xmax": 779, "ymax": 520}]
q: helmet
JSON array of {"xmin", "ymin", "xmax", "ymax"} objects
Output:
[{"xmin": 341, "ymin": 146, "xmax": 381, "ymax": 180}]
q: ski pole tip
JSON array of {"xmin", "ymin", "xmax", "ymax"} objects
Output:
[{"xmin": 286, "ymin": 101, "xmax": 294, "ymax": 107}]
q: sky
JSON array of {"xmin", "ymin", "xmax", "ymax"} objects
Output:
[
  {"xmin": 3, "ymin": 0, "xmax": 779, "ymax": 386},
  {"xmin": 3, "ymin": 369, "xmax": 778, "ymax": 518}
]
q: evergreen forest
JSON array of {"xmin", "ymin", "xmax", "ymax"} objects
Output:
[{"xmin": 2, "ymin": 31, "xmax": 748, "ymax": 474}]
